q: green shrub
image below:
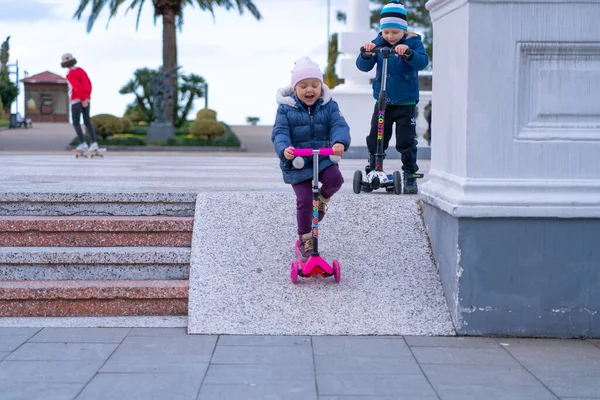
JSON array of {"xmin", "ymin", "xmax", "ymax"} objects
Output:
[
  {"xmin": 189, "ymin": 119, "xmax": 226, "ymax": 140},
  {"xmin": 215, "ymin": 123, "xmax": 241, "ymax": 147},
  {"xmin": 121, "ymin": 117, "xmax": 133, "ymax": 132},
  {"xmin": 91, "ymin": 114, "xmax": 124, "ymax": 139},
  {"xmin": 69, "ymin": 134, "xmax": 146, "ymax": 147},
  {"xmin": 126, "ymin": 126, "xmax": 148, "ymax": 135},
  {"xmin": 107, "ymin": 136, "xmax": 146, "ymax": 146},
  {"xmin": 196, "ymin": 108, "xmax": 217, "ymax": 121}
]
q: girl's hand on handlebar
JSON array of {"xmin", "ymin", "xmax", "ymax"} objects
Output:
[
  {"xmin": 284, "ymin": 146, "xmax": 295, "ymax": 160},
  {"xmin": 332, "ymin": 143, "xmax": 345, "ymax": 156},
  {"xmin": 363, "ymin": 42, "xmax": 376, "ymax": 56}
]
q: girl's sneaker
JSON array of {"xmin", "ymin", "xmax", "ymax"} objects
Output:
[
  {"xmin": 75, "ymin": 143, "xmax": 89, "ymax": 151},
  {"xmin": 298, "ymin": 232, "xmax": 313, "ymax": 261},
  {"xmin": 89, "ymin": 142, "xmax": 99, "ymax": 151}
]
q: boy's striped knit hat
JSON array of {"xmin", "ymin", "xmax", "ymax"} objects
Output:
[{"xmin": 380, "ymin": 1, "xmax": 407, "ymax": 31}]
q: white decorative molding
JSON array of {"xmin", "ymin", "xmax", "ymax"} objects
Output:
[
  {"xmin": 515, "ymin": 42, "xmax": 600, "ymax": 141},
  {"xmin": 421, "ymin": 170, "xmax": 600, "ymax": 218},
  {"xmin": 425, "ymin": 0, "xmax": 468, "ymax": 20}
]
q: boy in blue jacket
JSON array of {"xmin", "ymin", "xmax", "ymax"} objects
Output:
[
  {"xmin": 357, "ymin": 1, "xmax": 429, "ymax": 194},
  {"xmin": 272, "ymin": 57, "xmax": 351, "ymax": 260}
]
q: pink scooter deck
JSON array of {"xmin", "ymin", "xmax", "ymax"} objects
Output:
[{"xmin": 291, "ymin": 241, "xmax": 340, "ymax": 283}]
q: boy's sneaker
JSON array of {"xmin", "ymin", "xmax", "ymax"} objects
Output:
[
  {"xmin": 365, "ymin": 153, "xmax": 376, "ymax": 174},
  {"xmin": 75, "ymin": 143, "xmax": 89, "ymax": 151},
  {"xmin": 318, "ymin": 194, "xmax": 329, "ymax": 221},
  {"xmin": 89, "ymin": 142, "xmax": 99, "ymax": 151},
  {"xmin": 403, "ymin": 172, "xmax": 418, "ymax": 194},
  {"xmin": 298, "ymin": 232, "xmax": 313, "ymax": 261}
]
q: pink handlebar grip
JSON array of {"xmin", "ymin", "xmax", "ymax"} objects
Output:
[{"xmin": 293, "ymin": 148, "xmax": 334, "ymax": 157}]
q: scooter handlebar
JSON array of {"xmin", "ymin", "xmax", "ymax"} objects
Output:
[
  {"xmin": 360, "ymin": 46, "xmax": 395, "ymax": 55},
  {"xmin": 293, "ymin": 148, "xmax": 334, "ymax": 157},
  {"xmin": 360, "ymin": 46, "xmax": 413, "ymax": 58},
  {"xmin": 291, "ymin": 148, "xmax": 341, "ymax": 169}
]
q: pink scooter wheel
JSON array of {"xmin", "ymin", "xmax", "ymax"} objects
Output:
[
  {"xmin": 290, "ymin": 260, "xmax": 299, "ymax": 283},
  {"xmin": 332, "ymin": 259, "xmax": 341, "ymax": 283}
]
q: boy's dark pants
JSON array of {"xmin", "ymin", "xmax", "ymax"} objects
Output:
[
  {"xmin": 72, "ymin": 103, "xmax": 97, "ymax": 144},
  {"xmin": 292, "ymin": 165, "xmax": 343, "ymax": 235},
  {"xmin": 366, "ymin": 103, "xmax": 419, "ymax": 173}
]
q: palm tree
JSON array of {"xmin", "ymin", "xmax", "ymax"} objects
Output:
[{"xmin": 74, "ymin": 0, "xmax": 262, "ymax": 124}]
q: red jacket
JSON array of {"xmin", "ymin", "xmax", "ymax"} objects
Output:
[{"xmin": 66, "ymin": 67, "xmax": 92, "ymax": 103}]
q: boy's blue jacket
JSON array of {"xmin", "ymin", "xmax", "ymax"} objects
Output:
[
  {"xmin": 272, "ymin": 85, "xmax": 351, "ymax": 185},
  {"xmin": 356, "ymin": 32, "xmax": 429, "ymax": 104}
]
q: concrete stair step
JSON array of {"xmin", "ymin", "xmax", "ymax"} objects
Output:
[
  {"xmin": 0, "ymin": 192, "xmax": 196, "ymax": 216},
  {"xmin": 0, "ymin": 247, "xmax": 191, "ymax": 281},
  {"xmin": 0, "ymin": 279, "xmax": 188, "ymax": 317},
  {"xmin": 0, "ymin": 216, "xmax": 194, "ymax": 247}
]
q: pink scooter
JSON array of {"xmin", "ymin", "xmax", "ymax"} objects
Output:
[{"xmin": 290, "ymin": 147, "xmax": 341, "ymax": 283}]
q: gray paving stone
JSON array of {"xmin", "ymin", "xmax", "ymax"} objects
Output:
[
  {"xmin": 108, "ymin": 336, "xmax": 216, "ymax": 364},
  {"xmin": 0, "ymin": 360, "xmax": 103, "ymax": 383},
  {"xmin": 197, "ymin": 384, "xmax": 317, "ymax": 400},
  {"xmin": 101, "ymin": 360, "xmax": 209, "ymax": 374},
  {"xmin": 421, "ymin": 364, "xmax": 556, "ymax": 400},
  {"xmin": 313, "ymin": 336, "xmax": 411, "ymax": 357},
  {"xmin": 0, "ymin": 328, "xmax": 42, "ymax": 336},
  {"xmin": 76, "ymin": 373, "xmax": 202, "ymax": 400},
  {"xmin": 501, "ymin": 339, "xmax": 600, "ymax": 369},
  {"xmin": 211, "ymin": 345, "xmax": 313, "ymax": 368},
  {"xmin": 525, "ymin": 369, "xmax": 600, "ymax": 399},
  {"xmin": 29, "ymin": 327, "xmax": 130, "ymax": 343},
  {"xmin": 314, "ymin": 354, "xmax": 422, "ymax": 375},
  {"xmin": 129, "ymin": 327, "xmax": 189, "ymax": 336},
  {"xmin": 203, "ymin": 364, "xmax": 315, "ymax": 386},
  {"xmin": 0, "ymin": 335, "xmax": 31, "ymax": 352},
  {"xmin": 405, "ymin": 335, "xmax": 500, "ymax": 348},
  {"xmin": 0, "ymin": 382, "xmax": 85, "ymax": 400},
  {"xmin": 319, "ymin": 397, "xmax": 407, "ymax": 400},
  {"xmin": 316, "ymin": 373, "xmax": 437, "ymax": 397},
  {"xmin": 0, "ymin": 352, "xmax": 9, "ymax": 361},
  {"xmin": 217, "ymin": 335, "xmax": 311, "ymax": 346},
  {"xmin": 5, "ymin": 343, "xmax": 117, "ymax": 361},
  {"xmin": 500, "ymin": 337, "xmax": 600, "ymax": 397},
  {"xmin": 412, "ymin": 346, "xmax": 520, "ymax": 366}
]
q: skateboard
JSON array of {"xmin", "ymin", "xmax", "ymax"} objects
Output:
[{"xmin": 72, "ymin": 148, "xmax": 107, "ymax": 158}]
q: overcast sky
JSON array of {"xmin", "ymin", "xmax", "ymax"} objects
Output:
[{"xmin": 0, "ymin": 0, "xmax": 359, "ymax": 125}]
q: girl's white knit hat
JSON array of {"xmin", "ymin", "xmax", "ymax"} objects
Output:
[{"xmin": 291, "ymin": 57, "xmax": 323, "ymax": 88}]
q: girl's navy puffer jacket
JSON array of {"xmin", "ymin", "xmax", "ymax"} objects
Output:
[{"xmin": 272, "ymin": 85, "xmax": 351, "ymax": 185}]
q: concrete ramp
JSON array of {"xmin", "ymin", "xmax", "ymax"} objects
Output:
[{"xmin": 188, "ymin": 192, "xmax": 454, "ymax": 335}]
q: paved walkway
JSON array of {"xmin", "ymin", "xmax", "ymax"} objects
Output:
[
  {"xmin": 0, "ymin": 123, "xmax": 274, "ymax": 154},
  {"xmin": 1, "ymin": 327, "xmax": 599, "ymax": 400},
  {"xmin": 0, "ymin": 153, "xmax": 430, "ymax": 194}
]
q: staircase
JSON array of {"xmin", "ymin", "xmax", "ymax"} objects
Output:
[{"xmin": 0, "ymin": 193, "xmax": 195, "ymax": 317}]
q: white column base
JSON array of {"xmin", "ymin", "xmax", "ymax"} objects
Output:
[{"xmin": 421, "ymin": 171, "xmax": 600, "ymax": 218}]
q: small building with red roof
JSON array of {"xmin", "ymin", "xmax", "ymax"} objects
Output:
[{"xmin": 21, "ymin": 71, "xmax": 69, "ymax": 123}]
